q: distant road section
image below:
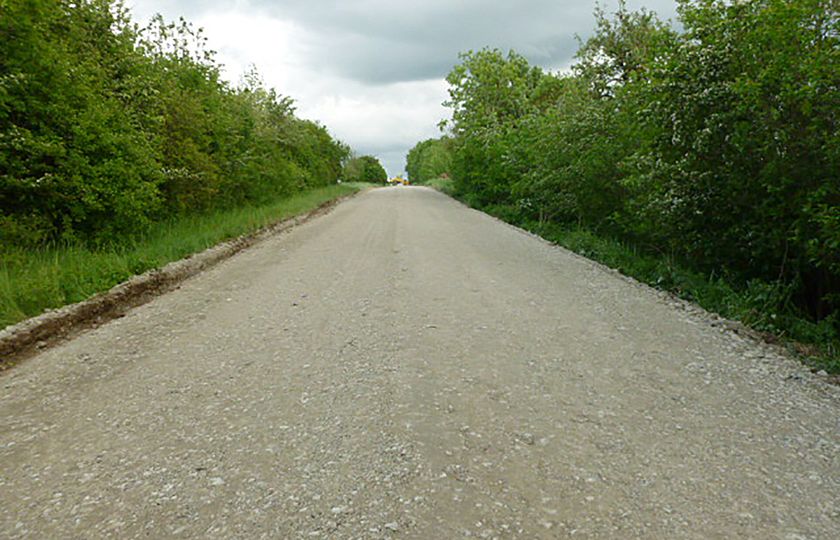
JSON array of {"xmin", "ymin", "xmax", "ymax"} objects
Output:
[{"xmin": 2, "ymin": 187, "xmax": 838, "ymax": 538}]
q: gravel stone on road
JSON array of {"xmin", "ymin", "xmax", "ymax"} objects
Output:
[{"xmin": 1, "ymin": 186, "xmax": 838, "ymax": 538}]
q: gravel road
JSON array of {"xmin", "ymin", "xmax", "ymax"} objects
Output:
[{"xmin": 1, "ymin": 186, "xmax": 838, "ymax": 539}]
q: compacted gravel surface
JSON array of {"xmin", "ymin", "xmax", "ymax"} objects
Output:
[{"xmin": 1, "ymin": 187, "xmax": 838, "ymax": 539}]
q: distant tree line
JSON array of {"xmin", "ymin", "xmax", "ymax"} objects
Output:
[
  {"xmin": 0, "ymin": 0, "xmax": 349, "ymax": 247},
  {"xmin": 343, "ymin": 155, "xmax": 388, "ymax": 184},
  {"xmin": 420, "ymin": 0, "xmax": 839, "ymax": 332},
  {"xmin": 405, "ymin": 137, "xmax": 452, "ymax": 184}
]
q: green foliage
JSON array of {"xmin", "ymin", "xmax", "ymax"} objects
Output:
[
  {"xmin": 343, "ymin": 155, "xmax": 388, "ymax": 184},
  {"xmin": 0, "ymin": 1, "xmax": 350, "ymax": 248},
  {"xmin": 443, "ymin": 49, "xmax": 545, "ymax": 206},
  {"xmin": 429, "ymin": 0, "xmax": 840, "ymax": 369},
  {"xmin": 637, "ymin": 0, "xmax": 840, "ymax": 318},
  {"xmin": 0, "ymin": 0, "xmax": 163, "ymax": 245},
  {"xmin": 405, "ymin": 137, "xmax": 452, "ymax": 184},
  {"xmin": 425, "ymin": 176, "xmax": 455, "ymax": 195}
]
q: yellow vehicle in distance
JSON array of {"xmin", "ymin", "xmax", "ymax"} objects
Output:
[{"xmin": 387, "ymin": 176, "xmax": 410, "ymax": 186}]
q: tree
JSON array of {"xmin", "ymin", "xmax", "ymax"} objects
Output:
[
  {"xmin": 343, "ymin": 155, "xmax": 387, "ymax": 184},
  {"xmin": 443, "ymin": 49, "xmax": 546, "ymax": 206},
  {"xmin": 405, "ymin": 137, "xmax": 452, "ymax": 184},
  {"xmin": 0, "ymin": 0, "xmax": 352, "ymax": 246},
  {"xmin": 639, "ymin": 0, "xmax": 839, "ymax": 316}
]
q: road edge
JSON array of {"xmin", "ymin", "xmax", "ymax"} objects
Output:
[{"xmin": 0, "ymin": 190, "xmax": 362, "ymax": 372}]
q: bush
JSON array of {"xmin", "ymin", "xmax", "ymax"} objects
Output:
[
  {"xmin": 343, "ymin": 155, "xmax": 388, "ymax": 184},
  {"xmin": 0, "ymin": 1, "xmax": 350, "ymax": 248}
]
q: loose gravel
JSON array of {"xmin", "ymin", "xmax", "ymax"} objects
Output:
[{"xmin": 1, "ymin": 187, "xmax": 838, "ymax": 539}]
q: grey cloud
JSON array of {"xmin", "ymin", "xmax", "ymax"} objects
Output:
[
  {"xmin": 309, "ymin": 28, "xmax": 580, "ymax": 84},
  {"xmin": 240, "ymin": 0, "xmax": 679, "ymax": 84},
  {"xmin": 374, "ymin": 149, "xmax": 410, "ymax": 178},
  {"xmin": 132, "ymin": 1, "xmax": 679, "ymax": 84}
]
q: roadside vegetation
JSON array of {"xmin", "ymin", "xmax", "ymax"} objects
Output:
[
  {"xmin": 406, "ymin": 138, "xmax": 452, "ymax": 185},
  {"xmin": 424, "ymin": 176, "xmax": 457, "ymax": 195},
  {"xmin": 0, "ymin": 1, "xmax": 367, "ymax": 328},
  {"xmin": 410, "ymin": 0, "xmax": 839, "ymax": 372},
  {"xmin": 343, "ymin": 155, "xmax": 389, "ymax": 184}
]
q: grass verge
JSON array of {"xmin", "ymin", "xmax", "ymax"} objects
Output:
[
  {"xmin": 428, "ymin": 177, "xmax": 839, "ymax": 374},
  {"xmin": 0, "ymin": 184, "xmax": 362, "ymax": 330},
  {"xmin": 425, "ymin": 176, "xmax": 457, "ymax": 195}
]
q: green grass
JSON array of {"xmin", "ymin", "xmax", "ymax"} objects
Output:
[
  {"xmin": 339, "ymin": 181, "xmax": 379, "ymax": 191},
  {"xmin": 424, "ymin": 176, "xmax": 456, "ymax": 194},
  {"xmin": 0, "ymin": 184, "xmax": 361, "ymax": 330}
]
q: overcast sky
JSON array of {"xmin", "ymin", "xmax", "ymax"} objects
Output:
[{"xmin": 127, "ymin": 0, "xmax": 678, "ymax": 176}]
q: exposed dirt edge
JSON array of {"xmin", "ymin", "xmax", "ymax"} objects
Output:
[{"xmin": 0, "ymin": 191, "xmax": 359, "ymax": 371}]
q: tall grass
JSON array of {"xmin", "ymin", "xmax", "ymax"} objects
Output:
[
  {"xmin": 424, "ymin": 176, "xmax": 456, "ymax": 195},
  {"xmin": 0, "ymin": 184, "xmax": 360, "ymax": 330}
]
